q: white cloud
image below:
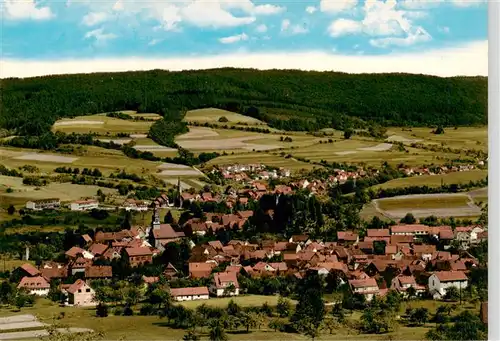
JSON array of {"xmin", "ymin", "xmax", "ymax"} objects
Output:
[
  {"xmin": 370, "ymin": 26, "xmax": 431, "ymax": 47},
  {"xmin": 281, "ymin": 19, "xmax": 290, "ymax": 31},
  {"xmin": 84, "ymin": 28, "xmax": 118, "ymax": 44},
  {"xmin": 255, "ymin": 24, "xmax": 268, "ymax": 33},
  {"xmin": 148, "ymin": 39, "xmax": 162, "ymax": 46},
  {"xmin": 438, "ymin": 26, "xmax": 450, "ymax": 33},
  {"xmin": 399, "ymin": 0, "xmax": 485, "ymax": 8},
  {"xmin": 449, "ymin": 0, "xmax": 486, "ymax": 7},
  {"xmin": 181, "ymin": 1, "xmax": 255, "ymax": 28},
  {"xmin": 2, "ymin": 0, "xmax": 54, "ymax": 20},
  {"xmin": 327, "ymin": 0, "xmax": 432, "ymax": 48},
  {"xmin": 305, "ymin": 6, "xmax": 317, "ymax": 14},
  {"xmin": 281, "ymin": 19, "xmax": 308, "ymax": 35},
  {"xmin": 328, "ymin": 18, "xmax": 362, "ymax": 37},
  {"xmin": 219, "ymin": 33, "xmax": 249, "ymax": 44},
  {"xmin": 1, "ymin": 41, "xmax": 487, "ymax": 78},
  {"xmin": 320, "ymin": 0, "xmax": 358, "ymax": 13},
  {"xmin": 82, "ymin": 12, "xmax": 108, "ymax": 26},
  {"xmin": 252, "ymin": 4, "xmax": 285, "ymax": 15}
]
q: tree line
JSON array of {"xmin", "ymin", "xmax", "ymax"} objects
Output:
[{"xmin": 1, "ymin": 69, "xmax": 486, "ymax": 137}]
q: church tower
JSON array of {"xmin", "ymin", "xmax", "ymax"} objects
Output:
[{"xmin": 152, "ymin": 205, "xmax": 161, "ymax": 230}]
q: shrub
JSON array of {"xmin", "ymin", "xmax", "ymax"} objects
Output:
[{"xmin": 218, "ymin": 116, "xmax": 229, "ymax": 123}]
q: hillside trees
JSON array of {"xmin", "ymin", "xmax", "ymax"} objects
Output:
[{"xmin": 1, "ymin": 69, "xmax": 487, "ymax": 136}]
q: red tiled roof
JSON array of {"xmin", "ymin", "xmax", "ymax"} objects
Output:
[
  {"xmin": 433, "ymin": 271, "xmax": 468, "ymax": 282},
  {"xmin": 41, "ymin": 266, "xmax": 68, "ymax": 280},
  {"xmin": 396, "ymin": 275, "xmax": 417, "ymax": 286},
  {"xmin": 125, "ymin": 246, "xmax": 153, "ymax": 257},
  {"xmin": 18, "ymin": 276, "xmax": 49, "ymax": 289},
  {"xmin": 208, "ymin": 240, "xmax": 224, "ymax": 250},
  {"xmin": 189, "ymin": 262, "xmax": 215, "ymax": 278},
  {"xmin": 337, "ymin": 231, "xmax": 358, "ymax": 241},
  {"xmin": 213, "ymin": 272, "xmax": 239, "ymax": 289},
  {"xmin": 391, "ymin": 224, "xmax": 430, "ymax": 234},
  {"xmin": 171, "ymin": 286, "xmax": 209, "ymax": 297},
  {"xmin": 237, "ymin": 210, "xmax": 253, "ymax": 219},
  {"xmin": 143, "ymin": 276, "xmax": 159, "ymax": 284},
  {"xmin": 153, "ymin": 224, "xmax": 185, "ymax": 240},
  {"xmin": 390, "ymin": 235, "xmax": 414, "ymax": 244},
  {"xmin": 65, "ymin": 246, "xmax": 85, "ymax": 258},
  {"xmin": 349, "ymin": 277, "xmax": 378, "ymax": 289},
  {"xmin": 413, "ymin": 245, "xmax": 437, "ymax": 254},
  {"xmin": 85, "ymin": 266, "xmax": 112, "ymax": 278},
  {"xmin": 89, "ymin": 243, "xmax": 108, "ymax": 256},
  {"xmin": 367, "ymin": 229, "xmax": 390, "ymax": 237},
  {"xmin": 19, "ymin": 263, "xmax": 40, "ymax": 277},
  {"xmin": 67, "ymin": 279, "xmax": 90, "ymax": 294}
]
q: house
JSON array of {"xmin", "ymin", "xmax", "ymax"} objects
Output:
[
  {"xmin": 122, "ymin": 199, "xmax": 149, "ymax": 211},
  {"xmin": 149, "ymin": 210, "xmax": 185, "ymax": 250},
  {"xmin": 366, "ymin": 229, "xmax": 390, "ymax": 239},
  {"xmin": 348, "ymin": 277, "xmax": 380, "ymax": 302},
  {"xmin": 25, "ymin": 198, "xmax": 60, "ymax": 211},
  {"xmin": 210, "ymin": 272, "xmax": 240, "ymax": 297},
  {"xmin": 428, "ymin": 271, "xmax": 468, "ymax": 299},
  {"xmin": 69, "ymin": 199, "xmax": 99, "ymax": 211},
  {"xmin": 17, "ymin": 276, "xmax": 50, "ymax": 296},
  {"xmin": 391, "ymin": 224, "xmax": 430, "ymax": 237},
  {"xmin": 15, "ymin": 263, "xmax": 40, "ymax": 278},
  {"xmin": 85, "ymin": 266, "xmax": 113, "ymax": 280},
  {"xmin": 189, "ymin": 262, "xmax": 215, "ymax": 279},
  {"xmin": 413, "ymin": 245, "xmax": 437, "ymax": 261},
  {"xmin": 65, "ymin": 246, "xmax": 93, "ymax": 260},
  {"xmin": 337, "ymin": 231, "xmax": 359, "ymax": 245},
  {"xmin": 88, "ymin": 243, "xmax": 108, "ymax": 257},
  {"xmin": 170, "ymin": 287, "xmax": 210, "ymax": 302},
  {"xmin": 163, "ymin": 263, "xmax": 179, "ymax": 279},
  {"xmin": 124, "ymin": 247, "xmax": 153, "ymax": 267},
  {"xmin": 66, "ymin": 279, "xmax": 97, "ymax": 307},
  {"xmin": 390, "ymin": 275, "xmax": 426, "ymax": 297}
]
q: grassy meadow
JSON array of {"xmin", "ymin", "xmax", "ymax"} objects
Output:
[
  {"xmin": 184, "ymin": 108, "xmax": 267, "ymax": 126},
  {"xmin": 0, "ymin": 298, "xmax": 480, "ymax": 341},
  {"xmin": 52, "ymin": 114, "xmax": 153, "ymax": 135}
]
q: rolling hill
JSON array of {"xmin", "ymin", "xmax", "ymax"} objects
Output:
[{"xmin": 0, "ymin": 68, "xmax": 487, "ymax": 136}]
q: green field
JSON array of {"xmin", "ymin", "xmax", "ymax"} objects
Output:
[
  {"xmin": 178, "ymin": 295, "xmax": 292, "ymax": 309},
  {"xmin": 52, "ymin": 114, "xmax": 153, "ymax": 134},
  {"xmin": 0, "ymin": 175, "xmax": 117, "ymax": 203},
  {"xmin": 386, "ymin": 126, "xmax": 488, "ymax": 152},
  {"xmin": 376, "ymin": 194, "xmax": 470, "ymax": 211},
  {"xmin": 372, "ymin": 170, "xmax": 488, "ymax": 190},
  {"xmin": 184, "ymin": 108, "xmax": 267, "ymax": 126},
  {"xmin": 0, "ymin": 298, "xmax": 479, "ymax": 341},
  {"xmin": 206, "ymin": 152, "xmax": 319, "ymax": 171}
]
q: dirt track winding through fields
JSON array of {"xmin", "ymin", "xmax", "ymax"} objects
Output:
[{"xmin": 373, "ymin": 193, "xmax": 482, "ymax": 219}]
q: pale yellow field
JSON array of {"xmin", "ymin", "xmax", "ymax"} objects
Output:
[
  {"xmin": 184, "ymin": 108, "xmax": 267, "ymax": 125},
  {"xmin": 52, "ymin": 114, "xmax": 153, "ymax": 134}
]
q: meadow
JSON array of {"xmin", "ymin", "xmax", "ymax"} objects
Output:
[
  {"xmin": 183, "ymin": 108, "xmax": 267, "ymax": 126},
  {"xmin": 0, "ymin": 298, "xmax": 479, "ymax": 341},
  {"xmin": 52, "ymin": 114, "xmax": 153, "ymax": 135},
  {"xmin": 371, "ymin": 170, "xmax": 488, "ymax": 190},
  {"xmin": 373, "ymin": 193, "xmax": 481, "ymax": 219}
]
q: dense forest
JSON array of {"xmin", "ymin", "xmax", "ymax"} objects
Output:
[{"xmin": 0, "ymin": 69, "xmax": 487, "ymax": 136}]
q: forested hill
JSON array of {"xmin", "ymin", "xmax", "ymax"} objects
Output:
[{"xmin": 0, "ymin": 68, "xmax": 487, "ymax": 135}]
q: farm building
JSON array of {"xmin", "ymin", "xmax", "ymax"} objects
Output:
[
  {"xmin": 17, "ymin": 276, "xmax": 50, "ymax": 296},
  {"xmin": 210, "ymin": 272, "xmax": 240, "ymax": 297},
  {"xmin": 170, "ymin": 287, "xmax": 210, "ymax": 302},
  {"xmin": 65, "ymin": 279, "xmax": 97, "ymax": 307},
  {"xmin": 428, "ymin": 271, "xmax": 468, "ymax": 299},
  {"xmin": 69, "ymin": 199, "xmax": 99, "ymax": 211},
  {"xmin": 25, "ymin": 198, "xmax": 61, "ymax": 211}
]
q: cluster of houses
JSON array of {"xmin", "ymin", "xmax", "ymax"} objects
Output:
[
  {"xmin": 25, "ymin": 198, "xmax": 99, "ymax": 211},
  {"xmin": 14, "ymin": 218, "xmax": 487, "ymax": 306},
  {"xmin": 212, "ymin": 164, "xmax": 291, "ymax": 182}
]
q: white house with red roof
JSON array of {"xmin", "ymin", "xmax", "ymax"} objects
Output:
[
  {"xmin": 390, "ymin": 275, "xmax": 426, "ymax": 297},
  {"xmin": 210, "ymin": 272, "xmax": 240, "ymax": 297},
  {"xmin": 170, "ymin": 287, "xmax": 210, "ymax": 302},
  {"xmin": 17, "ymin": 276, "xmax": 50, "ymax": 296},
  {"xmin": 428, "ymin": 271, "xmax": 468, "ymax": 299},
  {"xmin": 348, "ymin": 277, "xmax": 380, "ymax": 302},
  {"xmin": 66, "ymin": 279, "xmax": 96, "ymax": 307}
]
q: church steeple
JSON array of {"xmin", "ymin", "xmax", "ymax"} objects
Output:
[{"xmin": 152, "ymin": 205, "xmax": 161, "ymax": 230}]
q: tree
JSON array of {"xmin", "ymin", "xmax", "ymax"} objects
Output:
[
  {"xmin": 209, "ymin": 319, "xmax": 228, "ymax": 341},
  {"xmin": 400, "ymin": 213, "xmax": 416, "ymax": 224},
  {"xmin": 126, "ymin": 287, "xmax": 141, "ymax": 306},
  {"xmin": 434, "ymin": 126, "xmax": 445, "ymax": 134},
  {"xmin": 406, "ymin": 286, "xmax": 417, "ymax": 300},
  {"xmin": 343, "ymin": 129, "xmax": 353, "ymax": 139},
  {"xmin": 444, "ymin": 287, "xmax": 460, "ymax": 301},
  {"xmin": 268, "ymin": 319, "xmax": 283, "ymax": 332},
  {"xmin": 322, "ymin": 318, "xmax": 339, "ymax": 334},
  {"xmin": 96, "ymin": 303, "xmax": 108, "ymax": 317},
  {"xmin": 218, "ymin": 116, "xmax": 229, "ymax": 123},
  {"xmin": 276, "ymin": 296, "xmax": 292, "ymax": 317},
  {"xmin": 409, "ymin": 308, "xmax": 429, "ymax": 325},
  {"xmin": 164, "ymin": 211, "xmax": 175, "ymax": 224},
  {"xmin": 7, "ymin": 205, "xmax": 15, "ymax": 215},
  {"xmin": 291, "ymin": 272, "xmax": 325, "ymax": 338},
  {"xmin": 182, "ymin": 329, "xmax": 200, "ymax": 341}
]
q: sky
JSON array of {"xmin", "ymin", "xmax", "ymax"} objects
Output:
[{"xmin": 0, "ymin": 0, "xmax": 489, "ymax": 78}]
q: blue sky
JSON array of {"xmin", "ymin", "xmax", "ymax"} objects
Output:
[{"xmin": 0, "ymin": 0, "xmax": 489, "ymax": 77}]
